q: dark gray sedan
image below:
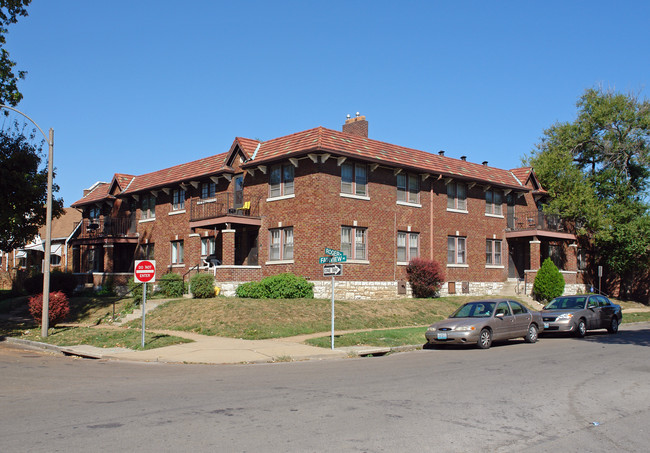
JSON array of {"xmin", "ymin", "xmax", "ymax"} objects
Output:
[
  {"xmin": 541, "ymin": 294, "xmax": 622, "ymax": 337},
  {"xmin": 425, "ymin": 299, "xmax": 544, "ymax": 349}
]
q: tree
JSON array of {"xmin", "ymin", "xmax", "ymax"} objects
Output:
[
  {"xmin": 525, "ymin": 87, "xmax": 650, "ymax": 296},
  {"xmin": 0, "ymin": 122, "xmax": 64, "ymax": 252},
  {"xmin": 533, "ymin": 258, "xmax": 565, "ymax": 303},
  {"xmin": 0, "ymin": 0, "xmax": 30, "ymax": 106}
]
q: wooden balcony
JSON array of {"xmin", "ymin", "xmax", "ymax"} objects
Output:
[
  {"xmin": 189, "ymin": 194, "xmax": 261, "ymax": 228},
  {"xmin": 506, "ymin": 210, "xmax": 576, "ymax": 239},
  {"xmin": 76, "ymin": 217, "xmax": 137, "ymax": 239}
]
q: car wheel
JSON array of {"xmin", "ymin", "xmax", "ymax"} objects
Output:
[
  {"xmin": 524, "ymin": 324, "xmax": 538, "ymax": 343},
  {"xmin": 477, "ymin": 328, "xmax": 492, "ymax": 349},
  {"xmin": 607, "ymin": 317, "xmax": 619, "ymax": 334},
  {"xmin": 576, "ymin": 318, "xmax": 587, "ymax": 338}
]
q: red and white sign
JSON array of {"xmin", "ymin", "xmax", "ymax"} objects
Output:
[{"xmin": 134, "ymin": 260, "xmax": 156, "ymax": 283}]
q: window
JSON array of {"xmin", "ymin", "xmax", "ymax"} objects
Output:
[
  {"xmin": 269, "ymin": 227, "xmax": 293, "ymax": 261},
  {"xmin": 447, "ymin": 182, "xmax": 466, "ymax": 211},
  {"xmin": 341, "ymin": 226, "xmax": 367, "ymax": 260},
  {"xmin": 486, "ymin": 239, "xmax": 502, "ymax": 265},
  {"xmin": 397, "ymin": 232, "xmax": 419, "ymax": 262},
  {"xmin": 88, "ymin": 206, "xmax": 100, "ymax": 219},
  {"xmin": 577, "ymin": 248, "xmax": 587, "ymax": 271},
  {"xmin": 447, "ymin": 236, "xmax": 466, "ymax": 264},
  {"xmin": 341, "ymin": 162, "xmax": 367, "ymax": 196},
  {"xmin": 485, "ymin": 189, "xmax": 502, "ymax": 215},
  {"xmin": 201, "ymin": 182, "xmax": 216, "ymax": 200},
  {"xmin": 172, "ymin": 189, "xmax": 185, "ymax": 211},
  {"xmin": 496, "ymin": 301, "xmax": 512, "ymax": 316},
  {"xmin": 171, "ymin": 240, "xmax": 184, "ymax": 265},
  {"xmin": 141, "ymin": 195, "xmax": 156, "ymax": 219},
  {"xmin": 510, "ymin": 301, "xmax": 527, "ymax": 315},
  {"xmin": 397, "ymin": 173, "xmax": 419, "ymax": 204},
  {"xmin": 201, "ymin": 237, "xmax": 216, "ymax": 257},
  {"xmin": 51, "ymin": 254, "xmax": 61, "ymax": 266},
  {"xmin": 269, "ymin": 164, "xmax": 295, "ymax": 198}
]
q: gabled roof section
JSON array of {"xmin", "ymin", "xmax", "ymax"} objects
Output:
[
  {"xmin": 510, "ymin": 167, "xmax": 548, "ymax": 194},
  {"xmin": 109, "ymin": 173, "xmax": 135, "ymax": 196},
  {"xmin": 244, "ymin": 127, "xmax": 527, "ymax": 190},
  {"xmin": 70, "ymin": 182, "xmax": 112, "ymax": 207},
  {"xmin": 121, "ymin": 152, "xmax": 230, "ymax": 195}
]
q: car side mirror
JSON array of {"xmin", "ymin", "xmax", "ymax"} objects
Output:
[{"xmin": 495, "ymin": 312, "xmax": 504, "ymax": 318}]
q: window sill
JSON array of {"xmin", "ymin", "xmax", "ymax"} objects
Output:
[
  {"xmin": 397, "ymin": 201, "xmax": 421, "ymax": 208},
  {"xmin": 139, "ymin": 218, "xmax": 155, "ymax": 223},
  {"xmin": 267, "ymin": 193, "xmax": 295, "ymax": 202},
  {"xmin": 340, "ymin": 193, "xmax": 370, "ymax": 201},
  {"xmin": 169, "ymin": 209, "xmax": 186, "ymax": 216},
  {"xmin": 170, "ymin": 264, "xmax": 184, "ymax": 268},
  {"xmin": 485, "ymin": 213, "xmax": 504, "ymax": 219},
  {"xmin": 346, "ymin": 259, "xmax": 369, "ymax": 265},
  {"xmin": 265, "ymin": 260, "xmax": 295, "ymax": 265},
  {"xmin": 485, "ymin": 265, "xmax": 505, "ymax": 269},
  {"xmin": 397, "ymin": 261, "xmax": 409, "ymax": 266},
  {"xmin": 446, "ymin": 264, "xmax": 469, "ymax": 268},
  {"xmin": 446, "ymin": 209, "xmax": 468, "ymax": 214}
]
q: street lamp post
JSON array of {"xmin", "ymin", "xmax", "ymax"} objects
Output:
[{"xmin": 1, "ymin": 105, "xmax": 54, "ymax": 337}]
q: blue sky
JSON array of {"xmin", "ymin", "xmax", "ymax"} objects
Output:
[{"xmin": 6, "ymin": 1, "xmax": 649, "ymax": 206}]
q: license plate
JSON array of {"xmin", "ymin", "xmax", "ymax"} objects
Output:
[
  {"xmin": 437, "ymin": 333, "xmax": 447, "ymax": 340},
  {"xmin": 544, "ymin": 323, "xmax": 549, "ymax": 329}
]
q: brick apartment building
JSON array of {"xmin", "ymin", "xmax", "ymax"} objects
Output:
[{"xmin": 68, "ymin": 115, "xmax": 586, "ymax": 298}]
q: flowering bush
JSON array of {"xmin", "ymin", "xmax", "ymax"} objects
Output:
[
  {"xmin": 28, "ymin": 291, "xmax": 70, "ymax": 327},
  {"xmin": 406, "ymin": 258, "xmax": 445, "ymax": 298}
]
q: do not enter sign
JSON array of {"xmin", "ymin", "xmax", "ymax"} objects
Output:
[{"xmin": 134, "ymin": 260, "xmax": 156, "ymax": 283}]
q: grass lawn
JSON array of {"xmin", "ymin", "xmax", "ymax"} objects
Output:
[
  {"xmin": 129, "ymin": 295, "xmax": 471, "ymax": 339},
  {"xmin": 306, "ymin": 327, "xmax": 428, "ymax": 348}
]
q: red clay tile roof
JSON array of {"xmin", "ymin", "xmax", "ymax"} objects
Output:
[
  {"xmin": 71, "ymin": 182, "xmax": 112, "ymax": 207},
  {"xmin": 510, "ymin": 167, "xmax": 548, "ymax": 194},
  {"xmin": 121, "ymin": 152, "xmax": 230, "ymax": 195},
  {"xmin": 246, "ymin": 127, "xmax": 527, "ymax": 190}
]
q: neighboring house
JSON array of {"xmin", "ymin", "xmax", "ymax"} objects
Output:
[
  {"xmin": 0, "ymin": 208, "xmax": 82, "ymax": 290},
  {"xmin": 69, "ymin": 116, "xmax": 586, "ymax": 298}
]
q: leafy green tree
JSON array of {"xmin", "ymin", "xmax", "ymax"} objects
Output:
[
  {"xmin": 525, "ymin": 87, "xmax": 650, "ymax": 295},
  {"xmin": 0, "ymin": 122, "xmax": 64, "ymax": 251},
  {"xmin": 0, "ymin": 0, "xmax": 30, "ymax": 106}
]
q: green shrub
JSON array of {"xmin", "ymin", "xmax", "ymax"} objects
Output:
[
  {"xmin": 159, "ymin": 272, "xmax": 185, "ymax": 297},
  {"xmin": 406, "ymin": 258, "xmax": 445, "ymax": 298},
  {"xmin": 237, "ymin": 273, "xmax": 314, "ymax": 299},
  {"xmin": 22, "ymin": 271, "xmax": 77, "ymax": 296},
  {"xmin": 236, "ymin": 281, "xmax": 265, "ymax": 298},
  {"xmin": 533, "ymin": 258, "xmax": 565, "ymax": 303},
  {"xmin": 128, "ymin": 277, "xmax": 153, "ymax": 305},
  {"xmin": 190, "ymin": 273, "xmax": 215, "ymax": 299},
  {"xmin": 28, "ymin": 291, "xmax": 70, "ymax": 327}
]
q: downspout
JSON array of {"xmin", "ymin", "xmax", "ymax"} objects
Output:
[
  {"xmin": 394, "ymin": 212, "xmax": 397, "ymax": 282},
  {"xmin": 430, "ymin": 180, "xmax": 434, "ymax": 260}
]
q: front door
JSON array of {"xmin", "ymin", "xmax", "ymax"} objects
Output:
[
  {"xmin": 234, "ymin": 175, "xmax": 244, "ymax": 209},
  {"xmin": 508, "ymin": 241, "xmax": 526, "ymax": 279}
]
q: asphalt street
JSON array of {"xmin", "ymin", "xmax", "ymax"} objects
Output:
[{"xmin": 1, "ymin": 323, "xmax": 649, "ymax": 452}]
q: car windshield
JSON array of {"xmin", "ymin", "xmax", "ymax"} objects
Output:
[
  {"xmin": 450, "ymin": 302, "xmax": 496, "ymax": 318},
  {"xmin": 545, "ymin": 297, "xmax": 586, "ymax": 310}
]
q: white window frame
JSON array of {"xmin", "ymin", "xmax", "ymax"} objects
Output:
[
  {"xmin": 201, "ymin": 182, "xmax": 216, "ymax": 200},
  {"xmin": 447, "ymin": 182, "xmax": 467, "ymax": 212},
  {"xmin": 341, "ymin": 162, "xmax": 368, "ymax": 197},
  {"xmin": 397, "ymin": 173, "xmax": 420, "ymax": 204},
  {"xmin": 447, "ymin": 236, "xmax": 467, "ymax": 266},
  {"xmin": 200, "ymin": 237, "xmax": 216, "ymax": 257},
  {"xmin": 397, "ymin": 232, "xmax": 419, "ymax": 263},
  {"xmin": 172, "ymin": 188, "xmax": 185, "ymax": 211},
  {"xmin": 171, "ymin": 240, "xmax": 184, "ymax": 265},
  {"xmin": 486, "ymin": 239, "xmax": 502, "ymax": 266},
  {"xmin": 485, "ymin": 189, "xmax": 503, "ymax": 216},
  {"xmin": 269, "ymin": 164, "xmax": 295, "ymax": 199},
  {"xmin": 341, "ymin": 226, "xmax": 367, "ymax": 261},
  {"xmin": 268, "ymin": 227, "xmax": 293, "ymax": 262}
]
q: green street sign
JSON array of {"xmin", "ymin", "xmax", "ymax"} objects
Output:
[{"xmin": 319, "ymin": 255, "xmax": 347, "ymax": 264}]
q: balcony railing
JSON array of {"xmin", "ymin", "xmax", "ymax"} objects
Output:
[
  {"xmin": 77, "ymin": 217, "xmax": 137, "ymax": 239},
  {"xmin": 190, "ymin": 193, "xmax": 260, "ymax": 222},
  {"xmin": 508, "ymin": 210, "xmax": 568, "ymax": 233}
]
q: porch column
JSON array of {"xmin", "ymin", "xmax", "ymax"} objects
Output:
[
  {"xmin": 529, "ymin": 239, "xmax": 541, "ymax": 270},
  {"xmin": 103, "ymin": 244, "xmax": 114, "ymax": 273},
  {"xmin": 567, "ymin": 243, "xmax": 578, "ymax": 271},
  {"xmin": 221, "ymin": 227, "xmax": 236, "ymax": 266}
]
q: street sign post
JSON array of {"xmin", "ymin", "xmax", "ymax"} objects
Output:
[
  {"xmin": 320, "ymin": 248, "xmax": 346, "ymax": 350},
  {"xmin": 134, "ymin": 260, "xmax": 156, "ymax": 347}
]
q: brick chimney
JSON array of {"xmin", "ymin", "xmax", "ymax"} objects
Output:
[{"xmin": 342, "ymin": 113, "xmax": 368, "ymax": 138}]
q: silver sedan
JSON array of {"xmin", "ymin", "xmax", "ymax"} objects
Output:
[
  {"xmin": 425, "ymin": 299, "xmax": 544, "ymax": 349},
  {"xmin": 541, "ymin": 294, "xmax": 622, "ymax": 337}
]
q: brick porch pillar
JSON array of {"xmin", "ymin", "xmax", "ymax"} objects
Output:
[
  {"xmin": 103, "ymin": 244, "xmax": 114, "ymax": 273},
  {"xmin": 221, "ymin": 227, "xmax": 236, "ymax": 266},
  {"xmin": 529, "ymin": 239, "xmax": 541, "ymax": 270},
  {"xmin": 567, "ymin": 243, "xmax": 578, "ymax": 271}
]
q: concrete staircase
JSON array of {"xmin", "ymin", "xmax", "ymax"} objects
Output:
[
  {"xmin": 501, "ymin": 280, "xmax": 544, "ymax": 310},
  {"xmin": 114, "ymin": 300, "xmax": 168, "ymax": 325}
]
